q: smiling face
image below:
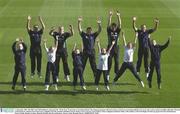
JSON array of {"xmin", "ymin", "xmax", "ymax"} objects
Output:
[
  {"xmin": 141, "ymin": 24, "xmax": 147, "ymax": 32},
  {"xmin": 58, "ymin": 26, "xmax": 64, "ymax": 33},
  {"xmin": 127, "ymin": 42, "xmax": 133, "ymax": 49},
  {"xmin": 101, "ymin": 48, "xmax": 107, "ymax": 54}
]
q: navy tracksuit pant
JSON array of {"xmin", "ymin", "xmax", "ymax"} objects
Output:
[
  {"xmin": 114, "ymin": 62, "xmax": 142, "ymax": 82},
  {"xmin": 55, "ymin": 49, "xmax": 70, "ymax": 77},
  {"xmin": 108, "ymin": 45, "xmax": 120, "ymax": 75},
  {"xmin": 147, "ymin": 61, "xmax": 161, "ymax": 84},
  {"xmin": 95, "ymin": 69, "xmax": 109, "ymax": 86},
  {"xmin": 45, "ymin": 62, "xmax": 57, "ymax": 85},
  {"xmin": 136, "ymin": 47, "xmax": 149, "ymax": 73},
  {"xmin": 12, "ymin": 65, "xmax": 26, "ymax": 87},
  {"xmin": 30, "ymin": 46, "xmax": 42, "ymax": 74},
  {"xmin": 73, "ymin": 66, "xmax": 85, "ymax": 86}
]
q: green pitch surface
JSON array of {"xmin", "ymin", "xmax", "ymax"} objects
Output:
[{"xmin": 0, "ymin": 0, "xmax": 180, "ymax": 108}]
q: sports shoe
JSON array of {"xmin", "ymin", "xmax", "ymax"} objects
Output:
[
  {"xmin": 37, "ymin": 72, "xmax": 42, "ymax": 78},
  {"xmin": 140, "ymin": 81, "xmax": 145, "ymax": 88},
  {"xmin": 56, "ymin": 77, "xmax": 59, "ymax": 83},
  {"xmin": 146, "ymin": 73, "xmax": 149, "ymax": 78},
  {"xmin": 105, "ymin": 86, "xmax": 110, "ymax": 91},
  {"xmin": 65, "ymin": 75, "xmax": 70, "ymax": 82},
  {"xmin": 96, "ymin": 86, "xmax": 99, "ymax": 91},
  {"xmin": 31, "ymin": 73, "xmax": 35, "ymax": 78},
  {"xmin": 23, "ymin": 86, "xmax": 26, "ymax": 91},
  {"xmin": 107, "ymin": 75, "xmax": 110, "ymax": 81},
  {"xmin": 45, "ymin": 85, "xmax": 49, "ymax": 91},
  {"xmin": 82, "ymin": 86, "xmax": 86, "ymax": 90},
  {"xmin": 54, "ymin": 84, "xmax": 58, "ymax": 91},
  {"xmin": 12, "ymin": 86, "xmax": 15, "ymax": 90},
  {"xmin": 158, "ymin": 83, "xmax": 161, "ymax": 89},
  {"xmin": 137, "ymin": 72, "xmax": 140, "ymax": 75}
]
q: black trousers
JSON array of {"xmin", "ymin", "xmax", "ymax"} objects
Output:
[
  {"xmin": 108, "ymin": 46, "xmax": 120, "ymax": 75},
  {"xmin": 12, "ymin": 65, "xmax": 26, "ymax": 87},
  {"xmin": 95, "ymin": 69, "xmax": 109, "ymax": 86},
  {"xmin": 30, "ymin": 47, "xmax": 42, "ymax": 74},
  {"xmin": 55, "ymin": 49, "xmax": 70, "ymax": 77},
  {"xmin": 147, "ymin": 61, "xmax": 161, "ymax": 84},
  {"xmin": 73, "ymin": 66, "xmax": 85, "ymax": 86},
  {"xmin": 114, "ymin": 62, "xmax": 142, "ymax": 82},
  {"xmin": 83, "ymin": 50, "xmax": 97, "ymax": 78},
  {"xmin": 136, "ymin": 47, "xmax": 149, "ymax": 73},
  {"xmin": 45, "ymin": 62, "xmax": 57, "ymax": 85}
]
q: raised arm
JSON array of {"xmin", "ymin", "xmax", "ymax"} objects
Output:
[
  {"xmin": 96, "ymin": 17, "xmax": 102, "ymax": 35},
  {"xmin": 69, "ymin": 25, "xmax": 74, "ymax": 36},
  {"xmin": 132, "ymin": 17, "xmax": 138, "ymax": 32},
  {"xmin": 73, "ymin": 43, "xmax": 77, "ymax": 51},
  {"xmin": 78, "ymin": 17, "xmax": 83, "ymax": 34},
  {"xmin": 54, "ymin": 37, "xmax": 58, "ymax": 51},
  {"xmin": 160, "ymin": 36, "xmax": 171, "ymax": 51},
  {"xmin": 134, "ymin": 32, "xmax": 138, "ymax": 44},
  {"xmin": 107, "ymin": 40, "xmax": 115, "ymax": 54},
  {"xmin": 43, "ymin": 39, "xmax": 48, "ymax": 52},
  {"xmin": 122, "ymin": 31, "xmax": 127, "ymax": 46},
  {"xmin": 49, "ymin": 27, "xmax": 55, "ymax": 36},
  {"xmin": 39, "ymin": 16, "xmax": 45, "ymax": 30},
  {"xmin": 107, "ymin": 11, "xmax": 113, "ymax": 27},
  {"xmin": 81, "ymin": 41, "xmax": 84, "ymax": 51},
  {"xmin": 153, "ymin": 18, "xmax": 159, "ymax": 32},
  {"xmin": 27, "ymin": 16, "xmax": 31, "ymax": 31},
  {"xmin": 96, "ymin": 39, "xmax": 101, "ymax": 53},
  {"xmin": 116, "ymin": 11, "xmax": 121, "ymax": 29}
]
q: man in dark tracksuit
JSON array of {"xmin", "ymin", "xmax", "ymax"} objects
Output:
[
  {"xmin": 12, "ymin": 40, "xmax": 27, "ymax": 91},
  {"xmin": 107, "ymin": 11, "xmax": 121, "ymax": 79},
  {"xmin": 133, "ymin": 17, "xmax": 159, "ymax": 77},
  {"xmin": 27, "ymin": 16, "xmax": 45, "ymax": 78},
  {"xmin": 78, "ymin": 17, "xmax": 102, "ymax": 78},
  {"xmin": 49, "ymin": 25, "xmax": 74, "ymax": 82},
  {"xmin": 72, "ymin": 43, "xmax": 86, "ymax": 90},
  {"xmin": 147, "ymin": 37, "xmax": 170, "ymax": 89}
]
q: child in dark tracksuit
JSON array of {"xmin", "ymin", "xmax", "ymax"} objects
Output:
[
  {"xmin": 12, "ymin": 39, "xmax": 27, "ymax": 91},
  {"xmin": 147, "ymin": 37, "xmax": 170, "ymax": 89},
  {"xmin": 44, "ymin": 39, "xmax": 58, "ymax": 91},
  {"xmin": 72, "ymin": 43, "xmax": 86, "ymax": 90}
]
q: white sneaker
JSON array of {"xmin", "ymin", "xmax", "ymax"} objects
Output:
[
  {"xmin": 82, "ymin": 86, "xmax": 86, "ymax": 90},
  {"xmin": 146, "ymin": 73, "xmax": 149, "ymax": 78},
  {"xmin": 96, "ymin": 86, "xmax": 99, "ymax": 91},
  {"xmin": 105, "ymin": 86, "xmax": 110, "ymax": 91},
  {"xmin": 23, "ymin": 86, "xmax": 26, "ymax": 91},
  {"xmin": 107, "ymin": 75, "xmax": 110, "ymax": 81},
  {"xmin": 140, "ymin": 81, "xmax": 145, "ymax": 88},
  {"xmin": 45, "ymin": 85, "xmax": 49, "ymax": 91},
  {"xmin": 54, "ymin": 84, "xmax": 58, "ymax": 91},
  {"xmin": 65, "ymin": 75, "xmax": 70, "ymax": 82},
  {"xmin": 56, "ymin": 77, "xmax": 59, "ymax": 82},
  {"xmin": 137, "ymin": 72, "xmax": 140, "ymax": 75}
]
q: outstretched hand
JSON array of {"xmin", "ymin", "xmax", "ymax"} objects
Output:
[
  {"xmin": 97, "ymin": 17, "xmax": 101, "ymax": 24},
  {"xmin": 154, "ymin": 18, "xmax": 159, "ymax": 23},
  {"xmin": 116, "ymin": 11, "xmax": 120, "ymax": 16},
  {"xmin": 112, "ymin": 40, "xmax": 116, "ymax": 45},
  {"xmin": 43, "ymin": 39, "xmax": 47, "ymax": 43},
  {"xmin": 78, "ymin": 16, "xmax": 83, "ymax": 22},
  {"xmin": 168, "ymin": 36, "xmax": 172, "ymax": 41},
  {"xmin": 132, "ymin": 16, "xmax": 137, "ymax": 21},
  {"xmin": 109, "ymin": 10, "xmax": 113, "ymax": 17},
  {"xmin": 27, "ymin": 15, "xmax": 31, "ymax": 20}
]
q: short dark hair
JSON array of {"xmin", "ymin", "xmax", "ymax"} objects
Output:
[
  {"xmin": 86, "ymin": 27, "xmax": 92, "ymax": 30},
  {"xmin": 111, "ymin": 23, "xmax": 117, "ymax": 27}
]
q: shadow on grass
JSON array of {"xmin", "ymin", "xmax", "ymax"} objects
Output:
[
  {"xmin": 0, "ymin": 90, "xmax": 149, "ymax": 95},
  {"xmin": 0, "ymin": 81, "xmax": 136, "ymax": 86}
]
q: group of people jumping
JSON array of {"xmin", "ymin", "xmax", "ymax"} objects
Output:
[{"xmin": 11, "ymin": 11, "xmax": 171, "ymax": 91}]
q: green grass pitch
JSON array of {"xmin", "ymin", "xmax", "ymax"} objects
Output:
[{"xmin": 0, "ymin": 0, "xmax": 180, "ymax": 108}]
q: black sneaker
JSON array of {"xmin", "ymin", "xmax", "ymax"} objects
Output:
[{"xmin": 12, "ymin": 86, "xmax": 15, "ymax": 90}]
